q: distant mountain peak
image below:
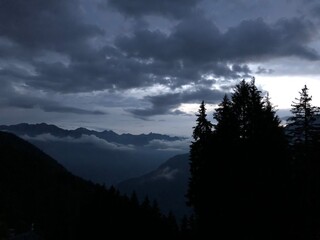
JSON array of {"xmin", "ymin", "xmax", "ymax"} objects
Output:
[
  {"xmin": 0, "ymin": 123, "xmax": 185, "ymax": 146},
  {"xmin": 0, "ymin": 122, "xmax": 181, "ymax": 136}
]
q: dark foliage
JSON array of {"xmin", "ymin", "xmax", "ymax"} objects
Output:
[{"xmin": 187, "ymin": 79, "xmax": 308, "ymax": 239}]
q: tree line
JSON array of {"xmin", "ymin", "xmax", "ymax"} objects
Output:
[{"xmin": 187, "ymin": 79, "xmax": 320, "ymax": 239}]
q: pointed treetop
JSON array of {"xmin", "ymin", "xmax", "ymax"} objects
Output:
[{"xmin": 192, "ymin": 101, "xmax": 212, "ymax": 141}]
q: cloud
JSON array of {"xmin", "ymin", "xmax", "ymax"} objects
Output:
[
  {"xmin": 0, "ymin": 0, "xmax": 102, "ymax": 53},
  {"xmin": 0, "ymin": 0, "xmax": 117, "ymax": 94},
  {"xmin": 46, "ymin": 105, "xmax": 103, "ymax": 115},
  {"xmin": 146, "ymin": 138, "xmax": 190, "ymax": 151},
  {"xmin": 255, "ymin": 66, "xmax": 274, "ymax": 75},
  {"xmin": 0, "ymin": 82, "xmax": 105, "ymax": 115},
  {"xmin": 129, "ymin": 87, "xmax": 225, "ymax": 117},
  {"xmin": 22, "ymin": 133, "xmax": 71, "ymax": 142},
  {"xmin": 152, "ymin": 167, "xmax": 179, "ymax": 181},
  {"xmin": 107, "ymin": 0, "xmax": 199, "ymax": 19},
  {"xmin": 0, "ymin": 1, "xmax": 318, "ymax": 97},
  {"xmin": 7, "ymin": 96, "xmax": 105, "ymax": 115},
  {"xmin": 110, "ymin": 16, "xmax": 318, "ymax": 98},
  {"xmin": 27, "ymin": 48, "xmax": 155, "ymax": 92},
  {"xmin": 117, "ymin": 16, "xmax": 319, "ymax": 64},
  {"xmin": 113, "ymin": 19, "xmax": 244, "ymax": 84},
  {"xmin": 22, "ymin": 133, "xmax": 134, "ymax": 151},
  {"xmin": 310, "ymin": 4, "xmax": 320, "ymax": 19},
  {"xmin": 115, "ymin": 16, "xmax": 222, "ymax": 63},
  {"xmin": 223, "ymin": 17, "xmax": 319, "ymax": 61}
]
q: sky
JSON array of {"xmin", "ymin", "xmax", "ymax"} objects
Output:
[{"xmin": 0, "ymin": 0, "xmax": 320, "ymax": 137}]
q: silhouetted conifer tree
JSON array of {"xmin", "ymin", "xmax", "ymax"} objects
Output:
[
  {"xmin": 287, "ymin": 85, "xmax": 320, "ymax": 239},
  {"xmin": 192, "ymin": 101, "xmax": 213, "ymax": 142},
  {"xmin": 186, "ymin": 101, "xmax": 212, "ymax": 228},
  {"xmin": 287, "ymin": 85, "xmax": 320, "ymax": 146}
]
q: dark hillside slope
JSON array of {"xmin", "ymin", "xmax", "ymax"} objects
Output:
[
  {"xmin": 118, "ymin": 154, "xmax": 192, "ymax": 218},
  {"xmin": 0, "ymin": 132, "xmax": 179, "ymax": 239}
]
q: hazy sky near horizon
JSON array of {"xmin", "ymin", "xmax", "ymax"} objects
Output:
[{"xmin": 0, "ymin": 0, "xmax": 320, "ymax": 136}]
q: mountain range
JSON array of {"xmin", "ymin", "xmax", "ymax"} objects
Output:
[{"xmin": 0, "ymin": 123, "xmax": 189, "ymax": 185}]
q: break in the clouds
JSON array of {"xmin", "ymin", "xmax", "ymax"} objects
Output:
[
  {"xmin": 0, "ymin": 0, "xmax": 319, "ymax": 134},
  {"xmin": 129, "ymin": 87, "xmax": 226, "ymax": 117}
]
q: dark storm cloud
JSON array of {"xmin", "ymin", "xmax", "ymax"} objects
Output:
[
  {"xmin": 17, "ymin": 45, "xmax": 249, "ymax": 93},
  {"xmin": 42, "ymin": 104, "xmax": 105, "ymax": 115},
  {"xmin": 0, "ymin": 0, "xmax": 102, "ymax": 52},
  {"xmin": 0, "ymin": 0, "xmax": 113, "ymax": 94},
  {"xmin": 311, "ymin": 4, "xmax": 320, "ymax": 18},
  {"xmin": 0, "ymin": 80, "xmax": 105, "ymax": 115},
  {"xmin": 117, "ymin": 16, "xmax": 319, "ymax": 64},
  {"xmin": 6, "ymin": 95, "xmax": 106, "ymax": 115},
  {"xmin": 107, "ymin": 0, "xmax": 199, "ymax": 19},
  {"xmin": 4, "ymin": 92, "xmax": 106, "ymax": 115},
  {"xmin": 115, "ymin": 17, "xmax": 222, "ymax": 63},
  {"xmin": 28, "ymin": 47, "xmax": 157, "ymax": 92},
  {"xmin": 224, "ymin": 18, "xmax": 319, "ymax": 61},
  {"xmin": 129, "ymin": 88, "xmax": 225, "ymax": 117}
]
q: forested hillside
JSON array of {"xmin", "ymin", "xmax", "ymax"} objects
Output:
[{"xmin": 0, "ymin": 132, "xmax": 180, "ymax": 239}]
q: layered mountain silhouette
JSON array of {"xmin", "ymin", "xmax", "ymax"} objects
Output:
[
  {"xmin": 0, "ymin": 123, "xmax": 188, "ymax": 185},
  {"xmin": 118, "ymin": 154, "xmax": 192, "ymax": 218},
  {"xmin": 0, "ymin": 131, "xmax": 180, "ymax": 239},
  {"xmin": 0, "ymin": 123, "xmax": 182, "ymax": 145}
]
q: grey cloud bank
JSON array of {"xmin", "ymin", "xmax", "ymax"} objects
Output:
[{"xmin": 0, "ymin": 0, "xmax": 319, "ymax": 135}]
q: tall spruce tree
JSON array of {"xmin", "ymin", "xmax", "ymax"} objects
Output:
[
  {"xmin": 191, "ymin": 101, "xmax": 212, "ymax": 141},
  {"xmin": 186, "ymin": 101, "xmax": 212, "ymax": 229},
  {"xmin": 287, "ymin": 85, "xmax": 320, "ymax": 239},
  {"xmin": 287, "ymin": 85, "xmax": 320, "ymax": 146},
  {"xmin": 230, "ymin": 79, "xmax": 266, "ymax": 140}
]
